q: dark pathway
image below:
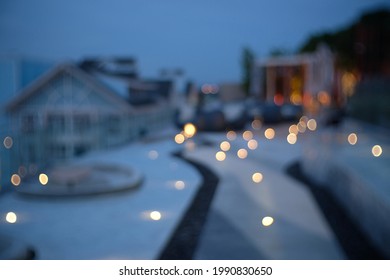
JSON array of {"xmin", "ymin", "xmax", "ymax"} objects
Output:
[{"xmin": 158, "ymin": 151, "xmax": 219, "ymax": 259}]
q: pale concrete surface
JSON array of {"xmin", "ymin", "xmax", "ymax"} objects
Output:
[
  {"xmin": 0, "ymin": 139, "xmax": 201, "ymax": 259},
  {"xmin": 301, "ymin": 118, "xmax": 390, "ymax": 258},
  {"xmin": 185, "ymin": 128, "xmax": 345, "ymax": 259},
  {"xmin": 2, "ymin": 121, "xmax": 368, "ymax": 260}
]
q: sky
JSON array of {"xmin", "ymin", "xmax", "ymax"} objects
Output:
[{"xmin": 1, "ymin": 0, "xmax": 390, "ymax": 85}]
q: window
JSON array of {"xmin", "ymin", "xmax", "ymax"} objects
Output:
[
  {"xmin": 21, "ymin": 114, "xmax": 36, "ymax": 133},
  {"xmin": 74, "ymin": 144, "xmax": 88, "ymax": 156},
  {"xmin": 28, "ymin": 144, "xmax": 36, "ymax": 163},
  {"xmin": 47, "ymin": 114, "xmax": 65, "ymax": 133},
  {"xmin": 49, "ymin": 144, "xmax": 66, "ymax": 159},
  {"xmin": 73, "ymin": 115, "xmax": 90, "ymax": 133},
  {"xmin": 106, "ymin": 115, "xmax": 121, "ymax": 134}
]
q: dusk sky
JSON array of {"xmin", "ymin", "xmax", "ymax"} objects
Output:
[{"xmin": 1, "ymin": 0, "xmax": 389, "ymax": 85}]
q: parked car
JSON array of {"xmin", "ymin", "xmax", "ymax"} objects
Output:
[
  {"xmin": 247, "ymin": 100, "xmax": 304, "ymax": 123},
  {"xmin": 222, "ymin": 101, "xmax": 247, "ymax": 130},
  {"xmin": 281, "ymin": 104, "xmax": 303, "ymax": 121},
  {"xmin": 247, "ymin": 101, "xmax": 282, "ymax": 124}
]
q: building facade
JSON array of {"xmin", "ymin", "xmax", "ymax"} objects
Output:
[
  {"xmin": 4, "ymin": 62, "xmax": 174, "ymax": 181},
  {"xmin": 250, "ymin": 46, "xmax": 335, "ymax": 108}
]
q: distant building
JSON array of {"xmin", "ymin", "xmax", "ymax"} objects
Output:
[
  {"xmin": 219, "ymin": 83, "xmax": 246, "ymax": 102},
  {"xmin": 0, "ymin": 55, "xmax": 52, "ymax": 188},
  {"xmin": 0, "ymin": 55, "xmax": 52, "ymax": 105},
  {"xmin": 128, "ymin": 79, "xmax": 174, "ymax": 106},
  {"xmin": 4, "ymin": 60, "xmax": 174, "ymax": 176},
  {"xmin": 250, "ymin": 46, "xmax": 335, "ymax": 108}
]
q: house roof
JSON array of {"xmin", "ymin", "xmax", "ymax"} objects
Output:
[{"xmin": 5, "ymin": 62, "xmax": 134, "ymax": 113}]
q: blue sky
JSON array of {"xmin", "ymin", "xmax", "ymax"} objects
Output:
[{"xmin": 1, "ymin": 0, "xmax": 389, "ymax": 85}]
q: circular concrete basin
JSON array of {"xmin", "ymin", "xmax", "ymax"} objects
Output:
[{"xmin": 16, "ymin": 163, "xmax": 143, "ymax": 196}]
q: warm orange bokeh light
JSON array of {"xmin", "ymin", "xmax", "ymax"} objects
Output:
[
  {"xmin": 11, "ymin": 174, "xmax": 21, "ymax": 186},
  {"xmin": 264, "ymin": 128, "xmax": 275, "ymax": 140},
  {"xmin": 183, "ymin": 123, "xmax": 197, "ymax": 138}
]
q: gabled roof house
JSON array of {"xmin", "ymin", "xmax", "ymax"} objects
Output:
[{"xmin": 5, "ymin": 62, "xmax": 173, "ymax": 170}]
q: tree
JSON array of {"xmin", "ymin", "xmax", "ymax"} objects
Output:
[
  {"xmin": 241, "ymin": 47, "xmax": 255, "ymax": 96},
  {"xmin": 299, "ymin": 8, "xmax": 390, "ymax": 74}
]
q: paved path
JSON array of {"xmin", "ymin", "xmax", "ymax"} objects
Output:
[
  {"xmin": 0, "ymin": 140, "xmax": 201, "ymax": 259},
  {"xmin": 184, "ymin": 127, "xmax": 345, "ymax": 259},
  {"xmin": 1, "ymin": 123, "xmax": 351, "ymax": 260},
  {"xmin": 301, "ymin": 118, "xmax": 390, "ymax": 258}
]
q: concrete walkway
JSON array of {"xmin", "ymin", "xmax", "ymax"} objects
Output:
[
  {"xmin": 184, "ymin": 128, "xmax": 345, "ymax": 259},
  {"xmin": 301, "ymin": 118, "xmax": 390, "ymax": 258},
  {"xmin": 0, "ymin": 139, "xmax": 201, "ymax": 259},
  {"xmin": 3, "ymin": 119, "xmax": 386, "ymax": 260}
]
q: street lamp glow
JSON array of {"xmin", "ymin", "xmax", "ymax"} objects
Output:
[
  {"xmin": 262, "ymin": 216, "xmax": 274, "ymax": 227},
  {"xmin": 11, "ymin": 174, "xmax": 21, "ymax": 186},
  {"xmin": 299, "ymin": 116, "xmax": 308, "ymax": 124},
  {"xmin": 372, "ymin": 145, "xmax": 382, "ymax": 157},
  {"xmin": 39, "ymin": 173, "xmax": 49, "ymax": 185},
  {"xmin": 226, "ymin": 131, "xmax": 237, "ymax": 141},
  {"xmin": 175, "ymin": 180, "xmax": 185, "ymax": 190},
  {"xmin": 289, "ymin": 124, "xmax": 299, "ymax": 135},
  {"xmin": 6, "ymin": 212, "xmax": 17, "ymax": 224},
  {"xmin": 220, "ymin": 141, "xmax": 231, "ymax": 151},
  {"xmin": 18, "ymin": 166, "xmax": 27, "ymax": 178},
  {"xmin": 183, "ymin": 123, "xmax": 196, "ymax": 138},
  {"xmin": 150, "ymin": 211, "xmax": 162, "ymax": 221},
  {"xmin": 307, "ymin": 119, "xmax": 317, "ymax": 131},
  {"xmin": 251, "ymin": 119, "xmax": 262, "ymax": 130},
  {"xmin": 237, "ymin": 148, "xmax": 248, "ymax": 159},
  {"xmin": 252, "ymin": 172, "xmax": 263, "ymax": 183},
  {"xmin": 287, "ymin": 133, "xmax": 297, "ymax": 145},
  {"xmin": 264, "ymin": 128, "xmax": 275, "ymax": 140},
  {"xmin": 247, "ymin": 139, "xmax": 258, "ymax": 150},
  {"xmin": 3, "ymin": 136, "xmax": 13, "ymax": 149},
  {"xmin": 297, "ymin": 122, "xmax": 306, "ymax": 133},
  {"xmin": 174, "ymin": 133, "xmax": 185, "ymax": 144},
  {"xmin": 347, "ymin": 133, "xmax": 357, "ymax": 145},
  {"xmin": 243, "ymin": 130, "xmax": 253, "ymax": 141},
  {"xmin": 216, "ymin": 151, "xmax": 226, "ymax": 161}
]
